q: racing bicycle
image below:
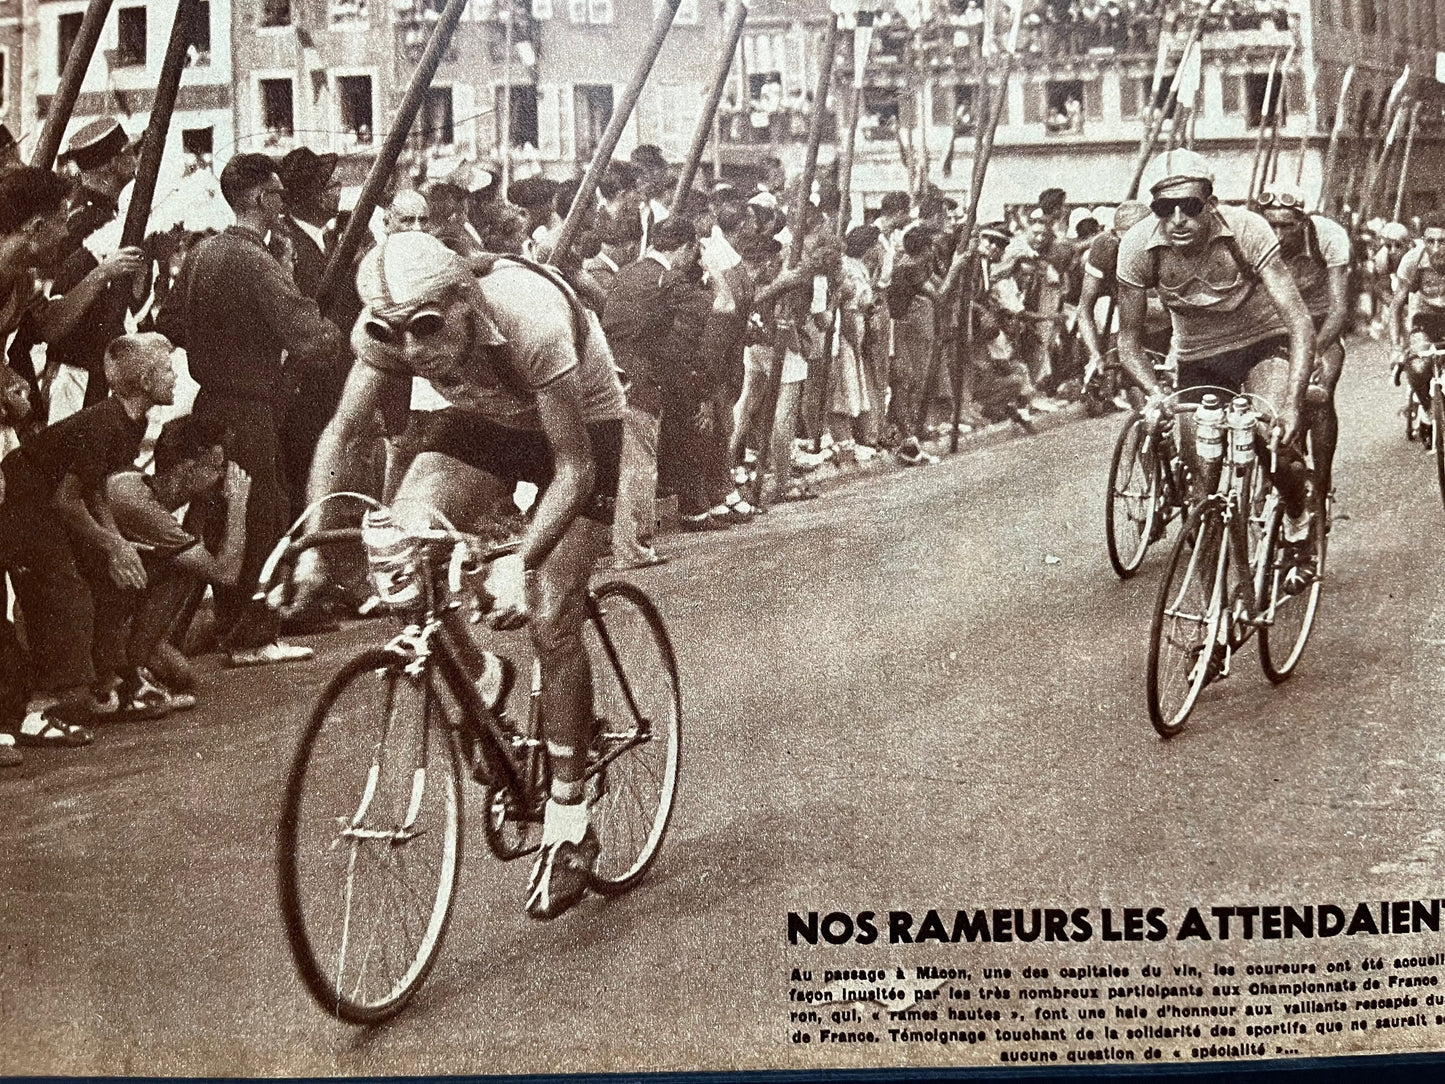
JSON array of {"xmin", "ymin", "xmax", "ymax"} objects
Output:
[
  {"xmin": 260, "ymin": 498, "xmax": 681, "ymax": 1024},
  {"xmin": 1396, "ymin": 342, "xmax": 1445, "ymax": 511},
  {"xmin": 1145, "ymin": 389, "xmax": 1326, "ymax": 737}
]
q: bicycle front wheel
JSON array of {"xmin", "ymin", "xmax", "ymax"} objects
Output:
[
  {"xmin": 1105, "ymin": 415, "xmax": 1159, "ymax": 579},
  {"xmin": 1259, "ymin": 496, "xmax": 1325, "ymax": 683},
  {"xmin": 1147, "ymin": 502, "xmax": 1228, "ymax": 737},
  {"xmin": 583, "ymin": 581, "xmax": 681, "ymax": 895},
  {"xmin": 1433, "ymin": 385, "xmax": 1445, "ymax": 511},
  {"xmin": 277, "ymin": 648, "xmax": 463, "ymax": 1025}
]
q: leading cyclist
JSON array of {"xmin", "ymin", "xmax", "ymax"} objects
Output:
[
  {"xmin": 297, "ymin": 231, "xmax": 626, "ymax": 921},
  {"xmin": 1114, "ymin": 149, "xmax": 1318, "ymax": 539}
]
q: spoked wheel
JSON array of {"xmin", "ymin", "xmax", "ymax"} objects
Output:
[
  {"xmin": 1105, "ymin": 415, "xmax": 1160, "ymax": 579},
  {"xmin": 278, "ymin": 648, "xmax": 462, "ymax": 1025},
  {"xmin": 1146, "ymin": 503, "xmax": 1229, "ymax": 738},
  {"xmin": 1259, "ymin": 493, "xmax": 1326, "ymax": 683},
  {"xmin": 1433, "ymin": 385, "xmax": 1445, "ymax": 512},
  {"xmin": 582, "ymin": 581, "xmax": 681, "ymax": 895}
]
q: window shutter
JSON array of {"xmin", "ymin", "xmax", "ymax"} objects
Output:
[
  {"xmin": 454, "ymin": 82, "xmax": 477, "ymax": 157},
  {"xmin": 537, "ymin": 82, "xmax": 561, "ymax": 158},
  {"xmin": 1221, "ymin": 74, "xmax": 1241, "ymax": 115},
  {"xmin": 1083, "ymin": 78, "xmax": 1103, "ymax": 121},
  {"xmin": 1023, "ymin": 81, "xmax": 1042, "ymax": 124},
  {"xmin": 1119, "ymin": 77, "xmax": 1139, "ymax": 120}
]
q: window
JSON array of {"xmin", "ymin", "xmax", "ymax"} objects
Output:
[
  {"xmin": 1245, "ymin": 72, "xmax": 1286, "ymax": 128},
  {"xmin": 181, "ymin": 126, "xmax": 213, "ymax": 170},
  {"xmin": 116, "ymin": 7, "xmax": 146, "ymax": 67},
  {"xmin": 574, "ymin": 84, "xmax": 613, "ymax": 162},
  {"xmin": 330, "ymin": 0, "xmax": 368, "ymax": 26},
  {"xmin": 861, "ymin": 88, "xmax": 900, "ymax": 142},
  {"xmin": 568, "ymin": 0, "xmax": 611, "ymax": 21},
  {"xmin": 422, "ymin": 86, "xmax": 454, "ymax": 147},
  {"xmin": 58, "ymin": 12, "xmax": 84, "ymax": 76},
  {"xmin": 338, "ymin": 75, "xmax": 374, "ymax": 145},
  {"xmin": 1360, "ymin": 0, "xmax": 1376, "ymax": 33},
  {"xmin": 259, "ymin": 78, "xmax": 294, "ymax": 140},
  {"xmin": 654, "ymin": 0, "xmax": 696, "ymax": 23},
  {"xmin": 187, "ymin": 1, "xmax": 211, "ymax": 64},
  {"xmin": 1136, "ymin": 75, "xmax": 1178, "ymax": 121},
  {"xmin": 261, "ymin": 0, "xmax": 291, "ymax": 28},
  {"xmin": 499, "ymin": 84, "xmax": 539, "ymax": 147},
  {"xmin": 1044, "ymin": 80, "xmax": 1084, "ymax": 133},
  {"xmin": 933, "ymin": 84, "xmax": 975, "ymax": 134}
]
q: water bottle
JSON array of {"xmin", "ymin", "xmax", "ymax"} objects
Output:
[
  {"xmin": 1227, "ymin": 396, "xmax": 1256, "ymax": 467},
  {"xmin": 1195, "ymin": 394, "xmax": 1225, "ymax": 462},
  {"xmin": 361, "ymin": 507, "xmax": 419, "ymax": 606}
]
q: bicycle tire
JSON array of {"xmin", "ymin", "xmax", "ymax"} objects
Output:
[
  {"xmin": 278, "ymin": 648, "xmax": 463, "ymax": 1025},
  {"xmin": 1433, "ymin": 385, "xmax": 1445, "ymax": 512},
  {"xmin": 1105, "ymin": 415, "xmax": 1159, "ymax": 579},
  {"xmin": 1147, "ymin": 502, "xmax": 1229, "ymax": 738},
  {"xmin": 1259, "ymin": 495, "xmax": 1325, "ymax": 683},
  {"xmin": 583, "ymin": 581, "xmax": 682, "ymax": 895}
]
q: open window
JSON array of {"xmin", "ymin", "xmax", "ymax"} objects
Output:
[
  {"xmin": 181, "ymin": 126, "xmax": 213, "ymax": 171},
  {"xmin": 115, "ymin": 7, "xmax": 146, "ymax": 67},
  {"xmin": 574, "ymin": 84, "xmax": 613, "ymax": 163},
  {"xmin": 259, "ymin": 78, "xmax": 294, "ymax": 141},
  {"xmin": 58, "ymin": 12, "xmax": 83, "ymax": 77},
  {"xmin": 187, "ymin": 1, "xmax": 211, "ymax": 65},
  {"xmin": 500, "ymin": 84, "xmax": 539, "ymax": 147},
  {"xmin": 261, "ymin": 0, "xmax": 290, "ymax": 28},
  {"xmin": 1245, "ymin": 71, "xmax": 1287, "ymax": 129},
  {"xmin": 861, "ymin": 88, "xmax": 901, "ymax": 142},
  {"xmin": 1044, "ymin": 79, "xmax": 1084, "ymax": 134},
  {"xmin": 338, "ymin": 75, "xmax": 375, "ymax": 146},
  {"xmin": 421, "ymin": 86, "xmax": 454, "ymax": 148}
]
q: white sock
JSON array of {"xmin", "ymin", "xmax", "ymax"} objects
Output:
[{"xmin": 541, "ymin": 797, "xmax": 589, "ymax": 846}]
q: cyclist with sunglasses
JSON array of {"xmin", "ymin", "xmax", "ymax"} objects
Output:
[
  {"xmin": 1388, "ymin": 214, "xmax": 1445, "ymax": 445},
  {"xmin": 1253, "ymin": 183, "xmax": 1351, "ymax": 504},
  {"xmin": 1113, "ymin": 149, "xmax": 1318, "ymax": 533},
  {"xmin": 296, "ymin": 230, "xmax": 628, "ymax": 922}
]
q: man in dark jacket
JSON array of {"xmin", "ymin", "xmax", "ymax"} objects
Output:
[{"xmin": 162, "ymin": 153, "xmax": 344, "ymax": 666}]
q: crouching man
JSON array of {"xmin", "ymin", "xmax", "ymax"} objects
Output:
[{"xmin": 104, "ymin": 413, "xmax": 251, "ymax": 714}]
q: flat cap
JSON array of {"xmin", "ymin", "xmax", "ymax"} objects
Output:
[{"xmin": 63, "ymin": 117, "xmax": 129, "ymax": 171}]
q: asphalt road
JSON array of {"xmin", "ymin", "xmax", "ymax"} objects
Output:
[{"xmin": 4, "ymin": 337, "xmax": 1444, "ymax": 1075}]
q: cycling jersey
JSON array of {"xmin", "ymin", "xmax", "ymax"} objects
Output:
[
  {"xmin": 1117, "ymin": 204, "xmax": 1284, "ymax": 365},
  {"xmin": 355, "ymin": 259, "xmax": 627, "ymax": 430},
  {"xmin": 1279, "ymin": 214, "xmax": 1349, "ymax": 320},
  {"xmin": 1395, "ymin": 245, "xmax": 1445, "ymax": 314}
]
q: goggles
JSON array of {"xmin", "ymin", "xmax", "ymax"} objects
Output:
[
  {"xmin": 1255, "ymin": 190, "xmax": 1307, "ymax": 212},
  {"xmin": 362, "ymin": 307, "xmax": 446, "ymax": 345},
  {"xmin": 1150, "ymin": 196, "xmax": 1207, "ymax": 219}
]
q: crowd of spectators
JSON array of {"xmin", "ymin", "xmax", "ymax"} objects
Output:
[{"xmin": 6, "ymin": 110, "xmax": 1340, "ymax": 769}]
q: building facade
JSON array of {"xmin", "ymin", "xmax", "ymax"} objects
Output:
[{"xmin": 32, "ymin": 0, "xmax": 233, "ymax": 186}]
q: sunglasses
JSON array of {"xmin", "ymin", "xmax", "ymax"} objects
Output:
[
  {"xmin": 1255, "ymin": 190, "xmax": 1306, "ymax": 211},
  {"xmin": 1150, "ymin": 196, "xmax": 1207, "ymax": 219},
  {"xmin": 363, "ymin": 308, "xmax": 446, "ymax": 345}
]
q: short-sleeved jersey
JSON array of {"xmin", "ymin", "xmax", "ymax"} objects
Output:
[
  {"xmin": 1395, "ymin": 244, "xmax": 1445, "ymax": 313},
  {"xmin": 356, "ymin": 260, "xmax": 627, "ymax": 430},
  {"xmin": 1, "ymin": 397, "xmax": 144, "ymax": 508},
  {"xmin": 106, "ymin": 471, "xmax": 198, "ymax": 557},
  {"xmin": 1117, "ymin": 203, "xmax": 1284, "ymax": 364},
  {"xmin": 1278, "ymin": 214, "xmax": 1350, "ymax": 318}
]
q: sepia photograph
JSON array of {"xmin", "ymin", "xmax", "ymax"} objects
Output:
[{"xmin": 3, "ymin": 0, "xmax": 1445, "ymax": 1076}]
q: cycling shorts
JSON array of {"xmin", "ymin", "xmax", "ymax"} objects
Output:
[
  {"xmin": 409, "ymin": 410, "xmax": 622, "ymax": 525},
  {"xmin": 1177, "ymin": 335, "xmax": 1288, "ymax": 395},
  {"xmin": 1410, "ymin": 312, "xmax": 1445, "ymax": 345}
]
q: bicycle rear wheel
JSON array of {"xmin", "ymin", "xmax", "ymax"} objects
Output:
[
  {"xmin": 1259, "ymin": 495, "xmax": 1325, "ymax": 683},
  {"xmin": 1105, "ymin": 415, "xmax": 1159, "ymax": 579},
  {"xmin": 1433, "ymin": 385, "xmax": 1445, "ymax": 511},
  {"xmin": 278, "ymin": 648, "xmax": 462, "ymax": 1025},
  {"xmin": 583, "ymin": 581, "xmax": 681, "ymax": 895},
  {"xmin": 1147, "ymin": 503, "xmax": 1228, "ymax": 738}
]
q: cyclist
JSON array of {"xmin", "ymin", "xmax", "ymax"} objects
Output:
[
  {"xmin": 1387, "ymin": 213, "xmax": 1445, "ymax": 446},
  {"xmin": 1077, "ymin": 199, "xmax": 1172, "ymax": 405},
  {"xmin": 1114, "ymin": 148, "xmax": 1317, "ymax": 538},
  {"xmin": 296, "ymin": 231, "xmax": 626, "ymax": 922},
  {"xmin": 1252, "ymin": 182, "xmax": 1351, "ymax": 503}
]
